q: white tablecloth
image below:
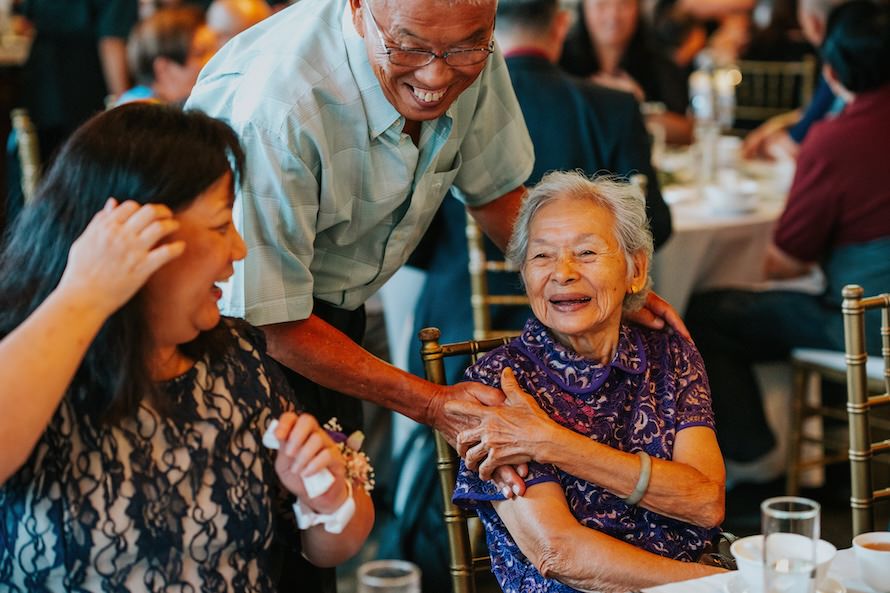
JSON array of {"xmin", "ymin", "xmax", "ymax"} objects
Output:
[
  {"xmin": 651, "ymin": 193, "xmax": 786, "ymax": 315},
  {"xmin": 643, "ymin": 548, "xmax": 876, "ymax": 593}
]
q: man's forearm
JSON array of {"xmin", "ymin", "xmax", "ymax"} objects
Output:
[
  {"xmin": 261, "ymin": 315, "xmax": 441, "ymax": 426},
  {"xmin": 467, "ymin": 185, "xmax": 526, "ymax": 252}
]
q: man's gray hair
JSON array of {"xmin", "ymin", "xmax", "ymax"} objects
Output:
[{"xmin": 506, "ymin": 170, "xmax": 654, "ymax": 312}]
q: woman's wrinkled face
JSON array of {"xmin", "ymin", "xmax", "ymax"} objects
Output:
[
  {"xmin": 142, "ymin": 172, "xmax": 246, "ymax": 348},
  {"xmin": 584, "ymin": 0, "xmax": 638, "ymax": 49},
  {"xmin": 522, "ymin": 196, "xmax": 640, "ymax": 347}
]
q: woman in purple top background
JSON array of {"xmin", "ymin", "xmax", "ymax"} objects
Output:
[{"xmin": 448, "ymin": 172, "xmax": 726, "ymax": 592}]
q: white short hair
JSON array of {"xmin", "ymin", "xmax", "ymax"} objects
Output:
[{"xmin": 506, "ymin": 171, "xmax": 654, "ymax": 312}]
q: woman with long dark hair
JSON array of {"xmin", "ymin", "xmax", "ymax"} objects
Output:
[
  {"xmin": 0, "ymin": 103, "xmax": 373, "ymax": 591},
  {"xmin": 561, "ymin": 0, "xmax": 694, "ymax": 143}
]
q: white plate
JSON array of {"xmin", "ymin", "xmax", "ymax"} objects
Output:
[
  {"xmin": 724, "ymin": 574, "xmax": 846, "ymax": 593},
  {"xmin": 709, "ymin": 202, "xmax": 759, "ymax": 216}
]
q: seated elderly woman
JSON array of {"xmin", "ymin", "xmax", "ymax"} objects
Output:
[
  {"xmin": 450, "ymin": 171, "xmax": 726, "ymax": 592},
  {"xmin": 0, "ymin": 103, "xmax": 373, "ymax": 591}
]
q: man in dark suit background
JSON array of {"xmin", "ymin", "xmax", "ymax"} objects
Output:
[{"xmin": 408, "ymin": 0, "xmax": 672, "ymax": 383}]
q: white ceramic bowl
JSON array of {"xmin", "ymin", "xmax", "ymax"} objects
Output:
[
  {"xmin": 730, "ymin": 534, "xmax": 837, "ymax": 592},
  {"xmin": 704, "ymin": 183, "xmax": 759, "ymax": 214},
  {"xmin": 853, "ymin": 531, "xmax": 890, "ymax": 592}
]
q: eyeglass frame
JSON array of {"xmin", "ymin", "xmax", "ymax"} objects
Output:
[{"xmin": 363, "ymin": 0, "xmax": 495, "ymax": 68}]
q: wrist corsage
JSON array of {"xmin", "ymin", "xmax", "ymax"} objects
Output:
[{"xmin": 322, "ymin": 417, "xmax": 375, "ymax": 495}]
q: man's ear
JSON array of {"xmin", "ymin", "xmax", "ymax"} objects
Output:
[
  {"xmin": 349, "ymin": 0, "xmax": 365, "ymax": 38},
  {"xmin": 822, "ymin": 62, "xmax": 854, "ymax": 103},
  {"xmin": 152, "ymin": 56, "xmax": 174, "ymax": 86},
  {"xmin": 552, "ymin": 8, "xmax": 573, "ymax": 50}
]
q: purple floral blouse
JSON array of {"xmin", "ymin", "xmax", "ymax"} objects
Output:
[{"xmin": 453, "ymin": 318, "xmax": 719, "ymax": 593}]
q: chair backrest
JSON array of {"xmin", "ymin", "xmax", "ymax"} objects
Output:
[
  {"xmin": 465, "ymin": 213, "xmax": 528, "ymax": 340},
  {"xmin": 843, "ymin": 284, "xmax": 890, "ymax": 536},
  {"xmin": 11, "ymin": 108, "xmax": 41, "ymax": 205},
  {"xmin": 734, "ymin": 56, "xmax": 817, "ymax": 126},
  {"xmin": 419, "ymin": 327, "xmax": 513, "ymax": 593}
]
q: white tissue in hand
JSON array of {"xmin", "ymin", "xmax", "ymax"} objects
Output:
[
  {"xmin": 262, "ymin": 419, "xmax": 335, "ymax": 498},
  {"xmin": 263, "ymin": 419, "xmax": 282, "ymax": 449},
  {"xmin": 302, "ymin": 469, "xmax": 335, "ymax": 499}
]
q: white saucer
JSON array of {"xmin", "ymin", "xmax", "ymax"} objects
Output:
[
  {"xmin": 709, "ymin": 202, "xmax": 759, "ymax": 216},
  {"xmin": 724, "ymin": 574, "xmax": 846, "ymax": 593}
]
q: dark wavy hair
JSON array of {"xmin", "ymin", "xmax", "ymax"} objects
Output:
[
  {"xmin": 821, "ymin": 0, "xmax": 890, "ymax": 93},
  {"xmin": 0, "ymin": 103, "xmax": 245, "ymax": 423},
  {"xmin": 560, "ymin": 0, "xmax": 650, "ymax": 78}
]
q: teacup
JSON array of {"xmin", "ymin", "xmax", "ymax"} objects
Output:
[
  {"xmin": 853, "ymin": 531, "xmax": 890, "ymax": 592},
  {"xmin": 730, "ymin": 534, "xmax": 837, "ymax": 592}
]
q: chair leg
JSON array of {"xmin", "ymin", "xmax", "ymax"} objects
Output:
[{"xmin": 786, "ymin": 366, "xmax": 808, "ymax": 495}]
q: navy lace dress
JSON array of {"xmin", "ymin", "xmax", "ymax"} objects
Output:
[
  {"xmin": 453, "ymin": 319, "xmax": 720, "ymax": 593},
  {"xmin": 0, "ymin": 320, "xmax": 301, "ymax": 592}
]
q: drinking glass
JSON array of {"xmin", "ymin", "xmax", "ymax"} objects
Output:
[
  {"xmin": 357, "ymin": 560, "xmax": 421, "ymax": 593},
  {"xmin": 761, "ymin": 496, "xmax": 820, "ymax": 593}
]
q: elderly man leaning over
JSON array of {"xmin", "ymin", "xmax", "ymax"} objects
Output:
[{"xmin": 187, "ymin": 1, "xmax": 685, "ymax": 587}]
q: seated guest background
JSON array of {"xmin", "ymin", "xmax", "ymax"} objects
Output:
[
  {"xmin": 116, "ymin": 6, "xmax": 219, "ymax": 106},
  {"xmin": 0, "ymin": 104, "xmax": 374, "ymax": 591},
  {"xmin": 408, "ymin": 0, "xmax": 671, "ymax": 384},
  {"xmin": 449, "ymin": 172, "xmax": 726, "ymax": 593},
  {"xmin": 561, "ymin": 0, "xmax": 694, "ymax": 144},
  {"xmin": 741, "ymin": 0, "xmax": 847, "ymax": 161},
  {"xmin": 206, "ymin": 0, "xmax": 272, "ymax": 50},
  {"xmin": 686, "ymin": 0, "xmax": 890, "ymax": 463}
]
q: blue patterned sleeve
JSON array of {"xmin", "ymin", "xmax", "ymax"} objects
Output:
[
  {"xmin": 452, "ymin": 349, "xmax": 560, "ymax": 509},
  {"xmin": 669, "ymin": 334, "xmax": 716, "ymax": 431}
]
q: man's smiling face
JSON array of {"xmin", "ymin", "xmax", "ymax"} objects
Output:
[{"xmin": 351, "ymin": 0, "xmax": 496, "ymax": 122}]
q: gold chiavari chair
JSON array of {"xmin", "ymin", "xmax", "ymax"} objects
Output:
[
  {"xmin": 786, "ymin": 348, "xmax": 886, "ymax": 495},
  {"xmin": 11, "ymin": 108, "xmax": 41, "ymax": 205},
  {"xmin": 843, "ymin": 284, "xmax": 890, "ymax": 536},
  {"xmin": 465, "ymin": 213, "xmax": 527, "ymax": 340},
  {"xmin": 419, "ymin": 327, "xmax": 513, "ymax": 593},
  {"xmin": 733, "ymin": 56, "xmax": 817, "ymax": 128}
]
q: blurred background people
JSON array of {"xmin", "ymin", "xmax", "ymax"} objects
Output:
[
  {"xmin": 686, "ymin": 0, "xmax": 890, "ymax": 464},
  {"xmin": 742, "ymin": 0, "xmax": 848, "ymax": 160},
  {"xmin": 117, "ymin": 6, "xmax": 217, "ymax": 105},
  {"xmin": 5, "ymin": 0, "xmax": 137, "ymax": 228},
  {"xmin": 20, "ymin": 0, "xmax": 135, "ymax": 154},
  {"xmin": 561, "ymin": 0, "xmax": 695, "ymax": 144},
  {"xmin": 206, "ymin": 0, "xmax": 271, "ymax": 49}
]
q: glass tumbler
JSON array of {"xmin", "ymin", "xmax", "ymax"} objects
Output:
[
  {"xmin": 761, "ymin": 496, "xmax": 820, "ymax": 593},
  {"xmin": 357, "ymin": 559, "xmax": 421, "ymax": 593}
]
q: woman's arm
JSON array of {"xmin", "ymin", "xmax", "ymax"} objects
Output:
[
  {"xmin": 493, "ymin": 482, "xmax": 724, "ymax": 592},
  {"xmin": 455, "ymin": 368, "xmax": 725, "ymax": 528},
  {"xmin": 272, "ymin": 412, "xmax": 374, "ymax": 567},
  {"xmin": 0, "ymin": 200, "xmax": 183, "ymax": 484}
]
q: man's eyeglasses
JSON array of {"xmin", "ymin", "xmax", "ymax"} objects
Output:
[{"xmin": 364, "ymin": 1, "xmax": 494, "ymax": 68}]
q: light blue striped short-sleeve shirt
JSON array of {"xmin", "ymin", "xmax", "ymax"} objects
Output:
[{"xmin": 186, "ymin": 0, "xmax": 534, "ymax": 326}]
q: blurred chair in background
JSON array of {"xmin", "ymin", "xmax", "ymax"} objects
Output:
[
  {"xmin": 10, "ymin": 108, "xmax": 40, "ymax": 206},
  {"xmin": 732, "ymin": 55, "xmax": 817, "ymax": 131}
]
